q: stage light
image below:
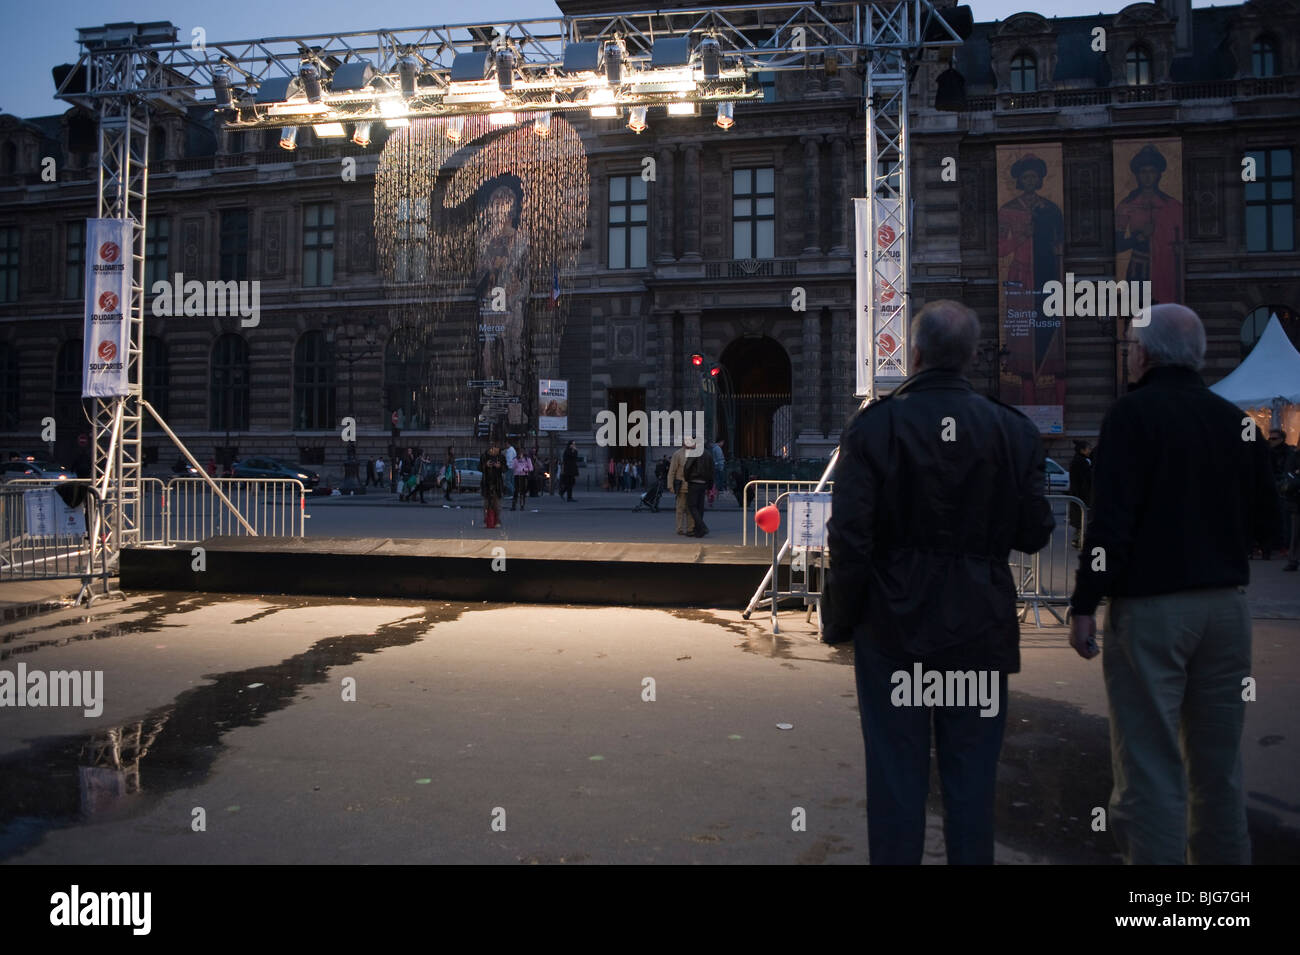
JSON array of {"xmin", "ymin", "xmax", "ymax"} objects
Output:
[
  {"xmin": 255, "ymin": 76, "xmax": 294, "ymax": 104},
  {"xmin": 446, "ymin": 116, "xmax": 465, "ymax": 142},
  {"xmin": 212, "ymin": 68, "xmax": 233, "ymax": 109},
  {"xmin": 398, "ymin": 56, "xmax": 418, "ymax": 97},
  {"xmin": 533, "ymin": 112, "xmax": 551, "ymax": 137},
  {"xmin": 627, "ymin": 106, "xmax": 648, "ymax": 133},
  {"xmin": 379, "ymin": 97, "xmax": 409, "ymax": 128},
  {"xmin": 652, "ymin": 37, "xmax": 691, "ymax": 69},
  {"xmin": 699, "ymin": 37, "xmax": 721, "ymax": 81},
  {"xmin": 604, "ymin": 42, "xmax": 622, "ymax": 85},
  {"xmin": 715, "ymin": 102, "xmax": 735, "ymax": 129},
  {"xmin": 351, "ymin": 122, "xmax": 372, "ymax": 147},
  {"xmin": 331, "ymin": 60, "xmax": 375, "ymax": 92},
  {"xmin": 299, "ymin": 63, "xmax": 322, "ymax": 103},
  {"xmin": 313, "ymin": 122, "xmax": 345, "ymax": 138},
  {"xmin": 563, "ymin": 41, "xmax": 600, "ymax": 73},
  {"xmin": 690, "ymin": 353, "xmax": 704, "ymax": 367},
  {"xmin": 667, "ymin": 101, "xmax": 698, "ymax": 117},
  {"xmin": 496, "ymin": 49, "xmax": 515, "ymax": 91},
  {"xmin": 488, "ymin": 111, "xmax": 516, "ymax": 126},
  {"xmin": 451, "ymin": 51, "xmax": 491, "ymax": 82},
  {"xmin": 279, "ymin": 126, "xmax": 298, "ymax": 150}
]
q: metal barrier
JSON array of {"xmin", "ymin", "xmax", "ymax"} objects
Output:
[
  {"xmin": 0, "ymin": 483, "xmax": 111, "ymax": 604},
  {"xmin": 165, "ymin": 477, "xmax": 306, "ymax": 544},
  {"xmin": 742, "ymin": 479, "xmax": 835, "ymax": 546},
  {"xmin": 1013, "ymin": 494, "xmax": 1087, "ymax": 627},
  {"xmin": 6, "ymin": 477, "xmax": 170, "ymax": 547},
  {"xmin": 748, "ymin": 489, "xmax": 830, "ymax": 635}
]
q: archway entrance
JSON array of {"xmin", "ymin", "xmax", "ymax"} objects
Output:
[{"xmin": 719, "ymin": 336, "xmax": 792, "ymax": 459}]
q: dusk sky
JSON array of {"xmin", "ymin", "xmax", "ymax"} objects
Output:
[{"xmin": 1, "ymin": 0, "xmax": 1227, "ymax": 120}]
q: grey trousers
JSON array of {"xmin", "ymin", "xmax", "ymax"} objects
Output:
[{"xmin": 1103, "ymin": 587, "xmax": 1252, "ymax": 864}]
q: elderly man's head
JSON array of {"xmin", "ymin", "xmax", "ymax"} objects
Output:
[
  {"xmin": 910, "ymin": 300, "xmax": 980, "ymax": 374},
  {"xmin": 1127, "ymin": 304, "xmax": 1206, "ymax": 381}
]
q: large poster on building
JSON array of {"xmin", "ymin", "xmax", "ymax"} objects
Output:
[
  {"xmin": 997, "ymin": 144, "xmax": 1066, "ymax": 433},
  {"xmin": 854, "ymin": 197, "xmax": 905, "ymax": 398},
  {"xmin": 1113, "ymin": 138, "xmax": 1184, "ymax": 308},
  {"xmin": 82, "ymin": 218, "xmax": 132, "ymax": 398},
  {"xmin": 539, "ymin": 379, "xmax": 568, "ymax": 431}
]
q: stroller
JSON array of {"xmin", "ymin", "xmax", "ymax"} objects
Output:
[{"xmin": 633, "ymin": 478, "xmax": 665, "ymax": 513}]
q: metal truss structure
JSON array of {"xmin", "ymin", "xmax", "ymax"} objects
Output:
[{"xmin": 54, "ymin": 3, "xmax": 964, "ymax": 564}]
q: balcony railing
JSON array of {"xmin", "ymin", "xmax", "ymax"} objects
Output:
[
  {"xmin": 958, "ymin": 75, "xmax": 1297, "ymax": 112},
  {"xmin": 704, "ymin": 258, "xmax": 800, "ymax": 279}
]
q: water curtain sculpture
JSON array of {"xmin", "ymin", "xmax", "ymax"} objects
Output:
[{"xmin": 375, "ymin": 115, "xmax": 589, "ymax": 436}]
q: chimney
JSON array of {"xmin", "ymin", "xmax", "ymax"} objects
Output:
[{"xmin": 1161, "ymin": 0, "xmax": 1194, "ymax": 55}]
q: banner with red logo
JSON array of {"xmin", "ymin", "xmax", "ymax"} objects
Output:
[
  {"xmin": 854, "ymin": 197, "xmax": 905, "ymax": 398},
  {"xmin": 82, "ymin": 219, "xmax": 132, "ymax": 397}
]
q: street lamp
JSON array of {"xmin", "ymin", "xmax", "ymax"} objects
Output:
[
  {"xmin": 708, "ymin": 362, "xmax": 737, "ymax": 458},
  {"xmin": 974, "ymin": 340, "xmax": 1010, "ymax": 399},
  {"xmin": 327, "ymin": 317, "xmax": 378, "ymax": 494}
]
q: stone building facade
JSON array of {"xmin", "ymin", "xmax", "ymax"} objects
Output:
[{"xmin": 0, "ymin": 0, "xmax": 1297, "ymax": 479}]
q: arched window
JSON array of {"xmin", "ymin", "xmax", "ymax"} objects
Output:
[
  {"xmin": 210, "ymin": 333, "xmax": 250, "ymax": 431},
  {"xmin": 384, "ymin": 338, "xmax": 432, "ymax": 430},
  {"xmin": 1252, "ymin": 36, "xmax": 1278, "ymax": 78},
  {"xmin": 1010, "ymin": 51, "xmax": 1038, "ymax": 93},
  {"xmin": 0, "ymin": 343, "xmax": 18, "ymax": 431},
  {"xmin": 143, "ymin": 335, "xmax": 169, "ymax": 421},
  {"xmin": 293, "ymin": 331, "xmax": 335, "ymax": 431},
  {"xmin": 1126, "ymin": 44, "xmax": 1152, "ymax": 86}
]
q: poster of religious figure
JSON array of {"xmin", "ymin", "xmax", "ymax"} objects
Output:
[
  {"xmin": 1113, "ymin": 138, "xmax": 1185, "ymax": 307},
  {"xmin": 375, "ymin": 116, "xmax": 588, "ymax": 437},
  {"xmin": 996, "ymin": 143, "xmax": 1066, "ymax": 432}
]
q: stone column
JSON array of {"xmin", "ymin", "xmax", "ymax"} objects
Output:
[
  {"xmin": 830, "ymin": 306, "xmax": 855, "ymax": 433},
  {"xmin": 655, "ymin": 146, "xmax": 676, "ymax": 263},
  {"xmin": 681, "ymin": 145, "xmax": 702, "ymax": 262},
  {"xmin": 798, "ymin": 311, "xmax": 822, "ymax": 438},
  {"xmin": 656, "ymin": 310, "xmax": 674, "ymax": 413},
  {"xmin": 801, "ymin": 136, "xmax": 822, "ymax": 255},
  {"xmin": 682, "ymin": 311, "xmax": 703, "ymax": 412},
  {"xmin": 830, "ymin": 136, "xmax": 850, "ymax": 254}
]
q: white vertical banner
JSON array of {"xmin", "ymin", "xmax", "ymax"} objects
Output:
[
  {"xmin": 82, "ymin": 218, "xmax": 132, "ymax": 398},
  {"xmin": 854, "ymin": 198, "xmax": 872, "ymax": 397},
  {"xmin": 855, "ymin": 197, "xmax": 904, "ymax": 399}
]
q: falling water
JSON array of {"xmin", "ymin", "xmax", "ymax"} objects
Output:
[{"xmin": 374, "ymin": 115, "xmax": 589, "ymax": 436}]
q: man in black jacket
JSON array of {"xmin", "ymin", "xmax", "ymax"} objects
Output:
[
  {"xmin": 827, "ymin": 299, "xmax": 1054, "ymax": 865},
  {"xmin": 1068, "ymin": 439, "xmax": 1093, "ymax": 548},
  {"xmin": 684, "ymin": 443, "xmax": 714, "ymax": 537},
  {"xmin": 1069, "ymin": 304, "xmax": 1277, "ymax": 865}
]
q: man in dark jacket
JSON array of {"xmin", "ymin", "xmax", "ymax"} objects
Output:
[
  {"xmin": 1069, "ymin": 304, "xmax": 1278, "ymax": 865},
  {"xmin": 684, "ymin": 442, "xmax": 714, "ymax": 537},
  {"xmin": 826, "ymin": 299, "xmax": 1054, "ymax": 865},
  {"xmin": 1068, "ymin": 439, "xmax": 1093, "ymax": 548},
  {"xmin": 561, "ymin": 441, "xmax": 579, "ymax": 502}
]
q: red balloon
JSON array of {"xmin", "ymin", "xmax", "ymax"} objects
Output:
[{"xmin": 755, "ymin": 505, "xmax": 780, "ymax": 534}]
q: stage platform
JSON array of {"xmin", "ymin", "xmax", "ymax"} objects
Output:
[{"xmin": 120, "ymin": 537, "xmax": 786, "ymax": 608}]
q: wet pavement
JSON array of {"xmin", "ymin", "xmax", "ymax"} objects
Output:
[{"xmin": 1, "ymin": 586, "xmax": 1297, "ymax": 864}]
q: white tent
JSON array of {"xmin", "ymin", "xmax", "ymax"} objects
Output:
[{"xmin": 1209, "ymin": 314, "xmax": 1300, "ymax": 408}]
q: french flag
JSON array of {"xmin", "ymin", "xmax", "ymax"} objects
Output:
[{"xmin": 550, "ymin": 265, "xmax": 561, "ymax": 307}]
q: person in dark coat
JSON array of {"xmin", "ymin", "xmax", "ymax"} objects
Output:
[
  {"xmin": 826, "ymin": 299, "xmax": 1055, "ymax": 865},
  {"xmin": 1068, "ymin": 439, "xmax": 1093, "ymax": 548},
  {"xmin": 1068, "ymin": 304, "xmax": 1279, "ymax": 864},
  {"xmin": 684, "ymin": 442, "xmax": 714, "ymax": 537},
  {"xmin": 561, "ymin": 441, "xmax": 579, "ymax": 502},
  {"xmin": 479, "ymin": 444, "xmax": 506, "ymax": 526}
]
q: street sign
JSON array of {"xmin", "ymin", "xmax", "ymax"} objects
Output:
[
  {"xmin": 77, "ymin": 433, "xmax": 90, "ymax": 448},
  {"xmin": 468, "ymin": 379, "xmax": 504, "ymax": 388}
]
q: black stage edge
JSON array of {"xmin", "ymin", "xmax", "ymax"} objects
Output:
[{"xmin": 120, "ymin": 537, "xmax": 787, "ymax": 607}]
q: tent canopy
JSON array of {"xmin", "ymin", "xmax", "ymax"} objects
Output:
[{"xmin": 1208, "ymin": 314, "xmax": 1300, "ymax": 408}]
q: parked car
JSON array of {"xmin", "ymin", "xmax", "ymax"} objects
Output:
[
  {"xmin": 170, "ymin": 456, "xmax": 201, "ymax": 477},
  {"xmin": 1044, "ymin": 456, "xmax": 1070, "ymax": 492},
  {"xmin": 452, "ymin": 457, "xmax": 483, "ymax": 492},
  {"xmin": 231, "ymin": 456, "xmax": 321, "ymax": 489},
  {"xmin": 2, "ymin": 459, "xmax": 73, "ymax": 482}
]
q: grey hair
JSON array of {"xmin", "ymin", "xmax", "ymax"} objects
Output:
[
  {"xmin": 1136, "ymin": 304, "xmax": 1206, "ymax": 371},
  {"xmin": 911, "ymin": 299, "xmax": 980, "ymax": 373}
]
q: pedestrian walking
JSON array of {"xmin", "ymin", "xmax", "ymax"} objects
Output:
[
  {"xmin": 504, "ymin": 440, "xmax": 517, "ymax": 502},
  {"xmin": 375, "ymin": 455, "xmax": 386, "ymax": 491},
  {"xmin": 826, "ymin": 299, "xmax": 1055, "ymax": 865},
  {"xmin": 1282, "ymin": 442, "xmax": 1300, "ymax": 571},
  {"xmin": 511, "ymin": 448, "xmax": 532, "ymax": 511},
  {"xmin": 684, "ymin": 441, "xmax": 713, "ymax": 537},
  {"xmin": 480, "ymin": 444, "xmax": 506, "ymax": 527},
  {"xmin": 1068, "ymin": 304, "xmax": 1279, "ymax": 865},
  {"xmin": 1068, "ymin": 439, "xmax": 1093, "ymax": 548},
  {"xmin": 365, "ymin": 456, "xmax": 376, "ymax": 487},
  {"xmin": 668, "ymin": 441, "xmax": 695, "ymax": 535},
  {"xmin": 709, "ymin": 439, "xmax": 726, "ymax": 506},
  {"xmin": 561, "ymin": 441, "xmax": 579, "ymax": 502},
  {"xmin": 607, "ymin": 456, "xmax": 616, "ymax": 491},
  {"xmin": 442, "ymin": 447, "xmax": 457, "ymax": 503}
]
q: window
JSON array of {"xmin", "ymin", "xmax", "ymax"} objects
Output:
[
  {"xmin": 0, "ymin": 343, "xmax": 18, "ymax": 430},
  {"xmin": 145, "ymin": 217, "xmax": 170, "ymax": 287},
  {"xmin": 1245, "ymin": 149, "xmax": 1294, "ymax": 252},
  {"xmin": 1241, "ymin": 304, "xmax": 1300, "ymax": 356},
  {"xmin": 733, "ymin": 167, "xmax": 775, "ymax": 259},
  {"xmin": 293, "ymin": 331, "xmax": 335, "ymax": 430},
  {"xmin": 210, "ymin": 333, "xmax": 250, "ymax": 431},
  {"xmin": 1252, "ymin": 37, "xmax": 1278, "ymax": 78},
  {"xmin": 55, "ymin": 339, "xmax": 82, "ymax": 395},
  {"xmin": 220, "ymin": 209, "xmax": 249, "ymax": 281},
  {"xmin": 65, "ymin": 221, "xmax": 85, "ymax": 299},
  {"xmin": 608, "ymin": 175, "xmax": 648, "ymax": 269},
  {"xmin": 149, "ymin": 127, "xmax": 166, "ymax": 165},
  {"xmin": 302, "ymin": 203, "xmax": 334, "ymax": 287},
  {"xmin": 394, "ymin": 197, "xmax": 428, "ymax": 283},
  {"xmin": 384, "ymin": 338, "xmax": 432, "ymax": 430},
  {"xmin": 0, "ymin": 227, "xmax": 18, "ymax": 303},
  {"xmin": 143, "ymin": 336, "xmax": 169, "ymax": 420},
  {"xmin": 1011, "ymin": 52, "xmax": 1037, "ymax": 93},
  {"xmin": 1126, "ymin": 45, "xmax": 1152, "ymax": 86}
]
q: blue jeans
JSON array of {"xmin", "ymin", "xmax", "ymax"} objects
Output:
[
  {"xmin": 854, "ymin": 635, "xmax": 1009, "ymax": 864},
  {"xmin": 504, "ymin": 472, "xmax": 515, "ymax": 496}
]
